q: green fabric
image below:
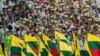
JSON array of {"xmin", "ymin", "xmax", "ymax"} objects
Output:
[
  {"xmin": 10, "ymin": 46, "xmax": 21, "ymax": 55},
  {"xmin": 80, "ymin": 50, "xmax": 90, "ymax": 56},
  {"xmin": 48, "ymin": 41, "xmax": 57, "ymax": 48},
  {"xmin": 27, "ymin": 42, "xmax": 38, "ymax": 49},
  {"xmin": 40, "ymin": 37, "xmax": 49, "ymax": 49},
  {"xmin": 4, "ymin": 36, "xmax": 11, "ymax": 48},
  {"xmin": 72, "ymin": 52, "xmax": 75, "ymax": 56},
  {"xmin": 41, "ymin": 48, "xmax": 48, "ymax": 56},
  {"xmin": 26, "ymin": 53, "xmax": 34, "ymax": 56},
  {"xmin": 60, "ymin": 39, "xmax": 71, "ymax": 46},
  {"xmin": 88, "ymin": 42, "xmax": 100, "ymax": 49},
  {"xmin": 61, "ymin": 51, "xmax": 72, "ymax": 56},
  {"xmin": 23, "ymin": 48, "xmax": 27, "ymax": 55}
]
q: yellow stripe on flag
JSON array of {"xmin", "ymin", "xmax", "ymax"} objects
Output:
[
  {"xmin": 59, "ymin": 41, "xmax": 72, "ymax": 52},
  {"xmin": 55, "ymin": 31, "xmax": 67, "ymax": 40},
  {"xmin": 75, "ymin": 41, "xmax": 80, "ymax": 56},
  {"xmin": 39, "ymin": 37, "xmax": 53, "ymax": 56},
  {"xmin": 84, "ymin": 40, "xmax": 92, "ymax": 56},
  {"xmin": 11, "ymin": 35, "xmax": 24, "ymax": 48},
  {"xmin": 26, "ymin": 44, "xmax": 37, "ymax": 56},
  {"xmin": 87, "ymin": 33, "xmax": 100, "ymax": 42},
  {"xmin": 4, "ymin": 48, "xmax": 8, "ymax": 56},
  {"xmin": 72, "ymin": 32, "xmax": 80, "ymax": 56},
  {"xmin": 42, "ymin": 34, "xmax": 52, "ymax": 45},
  {"xmin": 0, "ymin": 45, "xmax": 4, "ymax": 56},
  {"xmin": 24, "ymin": 34, "xmax": 38, "ymax": 42},
  {"xmin": 21, "ymin": 51, "xmax": 26, "ymax": 56}
]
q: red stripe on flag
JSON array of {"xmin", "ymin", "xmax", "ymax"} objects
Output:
[
  {"xmin": 90, "ymin": 49, "xmax": 100, "ymax": 56},
  {"xmin": 50, "ymin": 48, "xmax": 58, "ymax": 56},
  {"xmin": 32, "ymin": 49, "xmax": 38, "ymax": 55}
]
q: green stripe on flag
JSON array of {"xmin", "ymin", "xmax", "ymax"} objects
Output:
[
  {"xmin": 80, "ymin": 50, "xmax": 90, "ymax": 56},
  {"xmin": 41, "ymin": 48, "xmax": 48, "ymax": 56},
  {"xmin": 88, "ymin": 42, "xmax": 100, "ymax": 49},
  {"xmin": 48, "ymin": 41, "xmax": 57, "ymax": 48},
  {"xmin": 22, "ymin": 48, "xmax": 27, "ymax": 55},
  {"xmin": 26, "ymin": 53, "xmax": 34, "ymax": 56},
  {"xmin": 27, "ymin": 42, "xmax": 38, "ymax": 49},
  {"xmin": 11, "ymin": 46, "xmax": 21, "ymax": 55},
  {"xmin": 60, "ymin": 39, "xmax": 71, "ymax": 46},
  {"xmin": 61, "ymin": 51, "xmax": 72, "ymax": 56}
]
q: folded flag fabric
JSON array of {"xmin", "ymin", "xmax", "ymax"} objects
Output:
[
  {"xmin": 39, "ymin": 37, "xmax": 53, "ymax": 56},
  {"xmin": 42, "ymin": 34, "xmax": 58, "ymax": 56},
  {"xmin": 83, "ymin": 40, "xmax": 92, "ymax": 56},
  {"xmin": 24, "ymin": 34, "xmax": 39, "ymax": 55},
  {"xmin": 0, "ymin": 45, "xmax": 4, "ymax": 56},
  {"xmin": 26, "ymin": 44, "xmax": 37, "ymax": 56},
  {"xmin": 55, "ymin": 31, "xmax": 73, "ymax": 56},
  {"xmin": 21, "ymin": 51, "xmax": 26, "ymax": 56},
  {"xmin": 55, "ymin": 31, "xmax": 67, "ymax": 40},
  {"xmin": 72, "ymin": 32, "xmax": 80, "ymax": 56},
  {"xmin": 10, "ymin": 35, "xmax": 24, "ymax": 56},
  {"xmin": 55, "ymin": 31, "xmax": 71, "ymax": 46},
  {"xmin": 87, "ymin": 33, "xmax": 100, "ymax": 56},
  {"xmin": 59, "ymin": 41, "xmax": 73, "ymax": 56}
]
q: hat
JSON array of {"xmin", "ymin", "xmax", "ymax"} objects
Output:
[
  {"xmin": 54, "ymin": 28, "xmax": 61, "ymax": 32},
  {"xmin": 65, "ymin": 15, "xmax": 68, "ymax": 17},
  {"xmin": 70, "ymin": 15, "xmax": 73, "ymax": 18},
  {"xmin": 85, "ymin": 5, "xmax": 90, "ymax": 8},
  {"xmin": 36, "ymin": 6, "xmax": 40, "ymax": 9},
  {"xmin": 59, "ymin": 3, "xmax": 65, "ymax": 6}
]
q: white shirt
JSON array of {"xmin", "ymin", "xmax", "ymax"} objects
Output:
[
  {"xmin": 26, "ymin": 1, "xmax": 34, "ymax": 9},
  {"xmin": 8, "ymin": 22, "xmax": 16, "ymax": 34},
  {"xmin": 0, "ymin": 28, "xmax": 4, "ymax": 43},
  {"xmin": 78, "ymin": 39, "xmax": 84, "ymax": 50},
  {"xmin": 8, "ymin": 1, "xmax": 15, "ymax": 7},
  {"xmin": 0, "ymin": 2, "xmax": 3, "ymax": 12},
  {"xmin": 40, "ymin": 11, "xmax": 46, "ymax": 18}
]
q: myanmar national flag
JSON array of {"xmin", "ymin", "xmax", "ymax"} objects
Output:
[
  {"xmin": 39, "ymin": 37, "xmax": 53, "ymax": 56},
  {"xmin": 83, "ymin": 40, "xmax": 92, "ymax": 56},
  {"xmin": 10, "ymin": 35, "xmax": 25, "ymax": 56},
  {"xmin": 24, "ymin": 34, "xmax": 39, "ymax": 55},
  {"xmin": 59, "ymin": 41, "xmax": 73, "ymax": 56},
  {"xmin": 42, "ymin": 34, "xmax": 58, "ymax": 56},
  {"xmin": 55, "ymin": 31, "xmax": 67, "ymax": 40},
  {"xmin": 55, "ymin": 31, "xmax": 71, "ymax": 45},
  {"xmin": 22, "ymin": 52, "xmax": 26, "ymax": 56},
  {"xmin": 72, "ymin": 32, "xmax": 80, "ymax": 56},
  {"xmin": 21, "ymin": 47, "xmax": 27, "ymax": 56},
  {"xmin": 55, "ymin": 31, "xmax": 72, "ymax": 56},
  {"xmin": 26, "ymin": 44, "xmax": 37, "ymax": 56},
  {"xmin": 87, "ymin": 33, "xmax": 100, "ymax": 56}
]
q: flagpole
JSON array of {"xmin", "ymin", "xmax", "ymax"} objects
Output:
[
  {"xmin": 55, "ymin": 34, "xmax": 60, "ymax": 56},
  {"xmin": 36, "ymin": 35, "xmax": 40, "ymax": 56},
  {"xmin": 43, "ymin": 34, "xmax": 50, "ymax": 51}
]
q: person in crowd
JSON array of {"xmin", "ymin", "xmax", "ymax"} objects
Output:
[{"xmin": 0, "ymin": 0, "xmax": 99, "ymax": 52}]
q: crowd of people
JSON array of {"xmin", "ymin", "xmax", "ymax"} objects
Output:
[{"xmin": 0, "ymin": 0, "xmax": 100, "ymax": 45}]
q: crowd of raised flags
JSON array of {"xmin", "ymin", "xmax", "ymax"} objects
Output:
[
  {"xmin": 0, "ymin": 0, "xmax": 100, "ymax": 56},
  {"xmin": 0, "ymin": 31, "xmax": 100, "ymax": 56}
]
